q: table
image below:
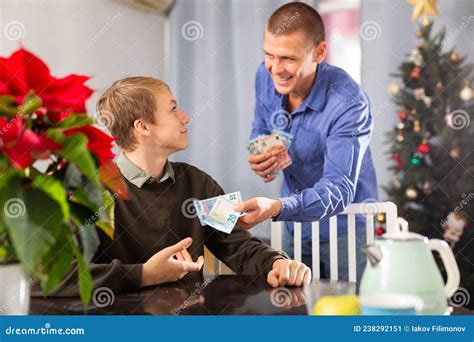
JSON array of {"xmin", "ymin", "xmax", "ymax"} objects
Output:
[{"xmin": 29, "ymin": 275, "xmax": 472, "ymax": 315}]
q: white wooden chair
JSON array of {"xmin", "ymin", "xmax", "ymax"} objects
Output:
[
  {"xmin": 204, "ymin": 201, "xmax": 398, "ymax": 281},
  {"xmin": 270, "ymin": 201, "xmax": 398, "ymax": 282}
]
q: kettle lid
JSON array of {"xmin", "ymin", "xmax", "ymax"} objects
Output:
[{"xmin": 380, "ymin": 217, "xmax": 426, "ymax": 241}]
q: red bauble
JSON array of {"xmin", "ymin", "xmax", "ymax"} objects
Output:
[
  {"xmin": 376, "ymin": 227, "xmax": 385, "ymax": 236},
  {"xmin": 418, "ymin": 143, "xmax": 430, "ymax": 154},
  {"xmin": 391, "ymin": 153, "xmax": 404, "ymax": 169},
  {"xmin": 410, "ymin": 67, "xmax": 421, "ymax": 79},
  {"xmin": 398, "ymin": 111, "xmax": 407, "ymax": 121}
]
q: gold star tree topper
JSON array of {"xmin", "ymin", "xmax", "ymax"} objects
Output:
[{"xmin": 408, "ymin": 0, "xmax": 440, "ymax": 26}]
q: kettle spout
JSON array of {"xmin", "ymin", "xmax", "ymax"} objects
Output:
[{"xmin": 363, "ymin": 245, "xmax": 383, "ymax": 267}]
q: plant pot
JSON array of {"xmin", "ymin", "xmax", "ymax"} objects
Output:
[{"xmin": 0, "ymin": 263, "xmax": 30, "ymax": 315}]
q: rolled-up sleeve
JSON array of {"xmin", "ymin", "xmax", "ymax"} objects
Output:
[{"xmin": 277, "ymin": 97, "xmax": 373, "ymax": 222}]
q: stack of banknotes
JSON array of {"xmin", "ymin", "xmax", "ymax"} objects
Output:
[
  {"xmin": 246, "ymin": 130, "xmax": 294, "ymax": 174},
  {"xmin": 193, "ymin": 192, "xmax": 245, "ymax": 234}
]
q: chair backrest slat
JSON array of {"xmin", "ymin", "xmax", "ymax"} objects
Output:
[
  {"xmin": 311, "ymin": 221, "xmax": 320, "ymax": 279},
  {"xmin": 347, "ymin": 213, "xmax": 357, "ymax": 282},
  {"xmin": 294, "ymin": 222, "xmax": 302, "ymax": 262},
  {"xmin": 329, "ymin": 215, "xmax": 338, "ymax": 280}
]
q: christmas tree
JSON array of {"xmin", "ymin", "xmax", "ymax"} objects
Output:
[{"xmin": 384, "ymin": 1, "xmax": 473, "ymax": 308}]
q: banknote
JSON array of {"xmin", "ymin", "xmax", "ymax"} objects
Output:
[
  {"xmin": 206, "ymin": 196, "xmax": 240, "ymax": 234},
  {"xmin": 193, "ymin": 191, "xmax": 244, "ymax": 232},
  {"xmin": 246, "ymin": 130, "xmax": 293, "ymax": 174}
]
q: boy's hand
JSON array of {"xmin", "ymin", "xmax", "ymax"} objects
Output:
[
  {"xmin": 267, "ymin": 259, "xmax": 311, "ymax": 288},
  {"xmin": 141, "ymin": 237, "xmax": 204, "ymax": 287}
]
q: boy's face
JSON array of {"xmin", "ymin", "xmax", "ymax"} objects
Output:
[{"xmin": 143, "ymin": 89, "xmax": 190, "ymax": 154}]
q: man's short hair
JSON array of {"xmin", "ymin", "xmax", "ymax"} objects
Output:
[
  {"xmin": 266, "ymin": 2, "xmax": 325, "ymax": 45},
  {"xmin": 96, "ymin": 77, "xmax": 170, "ymax": 151}
]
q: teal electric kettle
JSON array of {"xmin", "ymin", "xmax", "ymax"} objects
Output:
[{"xmin": 360, "ymin": 218, "xmax": 460, "ymax": 315}]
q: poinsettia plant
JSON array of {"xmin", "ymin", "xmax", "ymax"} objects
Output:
[{"xmin": 0, "ymin": 48, "xmax": 127, "ymax": 307}]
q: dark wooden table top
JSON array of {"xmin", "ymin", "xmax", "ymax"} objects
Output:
[{"xmin": 29, "ymin": 275, "xmax": 472, "ymax": 316}]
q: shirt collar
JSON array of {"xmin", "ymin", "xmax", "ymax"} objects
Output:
[{"xmin": 117, "ymin": 153, "xmax": 175, "ymax": 188}]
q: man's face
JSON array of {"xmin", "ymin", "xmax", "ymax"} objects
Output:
[
  {"xmin": 144, "ymin": 89, "xmax": 190, "ymax": 154},
  {"xmin": 263, "ymin": 28, "xmax": 319, "ymax": 96}
]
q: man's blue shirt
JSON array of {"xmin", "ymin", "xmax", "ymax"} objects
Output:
[{"xmin": 251, "ymin": 61, "xmax": 378, "ymax": 241}]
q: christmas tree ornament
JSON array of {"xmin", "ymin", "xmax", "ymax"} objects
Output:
[
  {"xmin": 396, "ymin": 132, "xmax": 405, "ymax": 142},
  {"xmin": 408, "ymin": 48, "xmax": 424, "ymax": 66},
  {"xmin": 391, "ymin": 175, "xmax": 401, "ymax": 189},
  {"xmin": 418, "ymin": 140, "xmax": 430, "ymax": 154},
  {"xmin": 388, "ymin": 79, "xmax": 400, "ymax": 96},
  {"xmin": 435, "ymin": 81, "xmax": 444, "ymax": 93},
  {"xmin": 443, "ymin": 212, "xmax": 467, "ymax": 245},
  {"xmin": 398, "ymin": 110, "xmax": 407, "ymax": 121},
  {"xmin": 405, "ymin": 187, "xmax": 418, "ymax": 200},
  {"xmin": 408, "ymin": 0, "xmax": 440, "ymax": 26},
  {"xmin": 377, "ymin": 213, "xmax": 386, "ymax": 223},
  {"xmin": 397, "ymin": 122, "xmax": 405, "ymax": 129},
  {"xmin": 444, "ymin": 112, "xmax": 453, "ymax": 127},
  {"xmin": 450, "ymin": 148, "xmax": 460, "ymax": 159},
  {"xmin": 411, "ymin": 156, "xmax": 422, "ymax": 165},
  {"xmin": 410, "ymin": 66, "xmax": 421, "ymax": 79},
  {"xmin": 376, "ymin": 227, "xmax": 386, "ymax": 236},
  {"xmin": 414, "ymin": 88, "xmax": 425, "ymax": 100},
  {"xmin": 459, "ymin": 81, "xmax": 472, "ymax": 101},
  {"xmin": 416, "ymin": 29, "xmax": 423, "ymax": 38},
  {"xmin": 450, "ymin": 51, "xmax": 459, "ymax": 62},
  {"xmin": 413, "ymin": 119, "xmax": 421, "ymax": 133},
  {"xmin": 392, "ymin": 154, "xmax": 404, "ymax": 169},
  {"xmin": 422, "ymin": 180, "xmax": 431, "ymax": 194},
  {"xmin": 411, "ymin": 108, "xmax": 417, "ymax": 115}
]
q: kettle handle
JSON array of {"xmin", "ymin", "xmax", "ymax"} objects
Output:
[{"xmin": 428, "ymin": 239, "xmax": 460, "ymax": 298}]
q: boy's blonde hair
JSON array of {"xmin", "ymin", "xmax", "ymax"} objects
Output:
[{"xmin": 97, "ymin": 76, "xmax": 170, "ymax": 150}]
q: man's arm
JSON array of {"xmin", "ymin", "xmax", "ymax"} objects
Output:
[
  {"xmin": 277, "ymin": 99, "xmax": 372, "ymax": 222},
  {"xmin": 238, "ymin": 97, "xmax": 373, "ymax": 226}
]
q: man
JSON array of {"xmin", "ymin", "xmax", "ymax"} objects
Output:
[
  {"xmin": 236, "ymin": 2, "xmax": 378, "ymax": 281},
  {"xmin": 35, "ymin": 76, "xmax": 310, "ymax": 298}
]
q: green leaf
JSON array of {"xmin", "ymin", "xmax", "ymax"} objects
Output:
[
  {"xmin": 32, "ymin": 173, "xmax": 70, "ymax": 222},
  {"xmin": 17, "ymin": 92, "xmax": 42, "ymax": 116},
  {"xmin": 47, "ymin": 130, "xmax": 99, "ymax": 184},
  {"xmin": 40, "ymin": 228, "xmax": 74, "ymax": 294},
  {"xmin": 53, "ymin": 114, "xmax": 93, "ymax": 130},
  {"xmin": 70, "ymin": 203, "xmax": 100, "ymax": 264},
  {"xmin": 71, "ymin": 242, "xmax": 93, "ymax": 310},
  {"xmin": 0, "ymin": 175, "xmax": 64, "ymax": 274},
  {"xmin": 0, "ymin": 95, "xmax": 19, "ymax": 116}
]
